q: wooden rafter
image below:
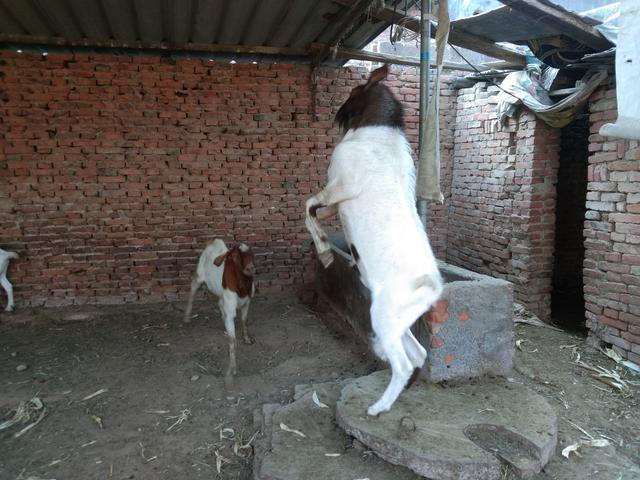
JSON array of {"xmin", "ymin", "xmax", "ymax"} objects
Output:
[
  {"xmin": 311, "ymin": 42, "xmax": 478, "ymax": 71},
  {"xmin": 332, "ymin": 0, "xmax": 525, "ymax": 66},
  {"xmin": 497, "ymin": 0, "xmax": 612, "ymax": 50},
  {"xmin": 315, "ymin": 0, "xmax": 379, "ymax": 63}
]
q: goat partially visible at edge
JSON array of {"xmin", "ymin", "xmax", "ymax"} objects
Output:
[
  {"xmin": 0, "ymin": 248, "xmax": 18, "ymax": 312},
  {"xmin": 183, "ymin": 239, "xmax": 256, "ymax": 379},
  {"xmin": 305, "ymin": 65, "xmax": 443, "ymax": 416}
]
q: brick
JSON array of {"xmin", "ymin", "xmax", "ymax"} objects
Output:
[
  {"xmin": 602, "ymin": 316, "xmax": 627, "ymax": 331},
  {"xmin": 605, "ymin": 333, "xmax": 631, "ymax": 350},
  {"xmin": 620, "ymin": 312, "xmax": 640, "ymax": 326},
  {"xmin": 610, "ymin": 213, "xmax": 640, "ymax": 224},
  {"xmin": 622, "ymin": 331, "xmax": 640, "ymax": 346},
  {"xmin": 585, "ymin": 201, "xmax": 615, "ymax": 212}
]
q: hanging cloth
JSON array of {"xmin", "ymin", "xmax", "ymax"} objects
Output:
[{"xmin": 416, "ymin": 0, "xmax": 449, "ymax": 204}]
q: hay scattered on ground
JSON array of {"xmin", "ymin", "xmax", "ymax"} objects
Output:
[
  {"xmin": 165, "ymin": 408, "xmax": 191, "ymax": 433},
  {"xmin": 0, "ymin": 396, "xmax": 47, "ymax": 438}
]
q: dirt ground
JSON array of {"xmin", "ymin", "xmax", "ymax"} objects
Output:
[{"xmin": 1, "ymin": 296, "xmax": 639, "ymax": 480}]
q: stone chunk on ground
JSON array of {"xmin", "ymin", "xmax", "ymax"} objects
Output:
[
  {"xmin": 336, "ymin": 371, "xmax": 558, "ymax": 480},
  {"xmin": 253, "ymin": 379, "xmax": 422, "ymax": 480}
]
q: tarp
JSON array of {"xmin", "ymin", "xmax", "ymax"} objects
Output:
[
  {"xmin": 582, "ymin": 2, "xmax": 620, "ymax": 45},
  {"xmin": 496, "ymin": 68, "xmax": 608, "ymax": 129}
]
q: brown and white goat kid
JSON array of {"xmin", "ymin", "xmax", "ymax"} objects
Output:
[
  {"xmin": 0, "ymin": 248, "xmax": 18, "ymax": 312},
  {"xmin": 305, "ymin": 65, "xmax": 443, "ymax": 416},
  {"xmin": 183, "ymin": 239, "xmax": 256, "ymax": 378}
]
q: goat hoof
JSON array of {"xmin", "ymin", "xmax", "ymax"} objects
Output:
[
  {"xmin": 242, "ymin": 335, "xmax": 255, "ymax": 345},
  {"xmin": 367, "ymin": 403, "xmax": 387, "ymax": 417},
  {"xmin": 319, "ymin": 250, "xmax": 334, "ymax": 268},
  {"xmin": 4, "ymin": 307, "xmax": 14, "ymax": 313}
]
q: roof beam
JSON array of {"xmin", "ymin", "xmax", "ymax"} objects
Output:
[
  {"xmin": 332, "ymin": 0, "xmax": 525, "ymax": 66},
  {"xmin": 445, "ymin": 28, "xmax": 524, "ymax": 66},
  {"xmin": 497, "ymin": 0, "xmax": 611, "ymax": 50},
  {"xmin": 316, "ymin": 0, "xmax": 378, "ymax": 63},
  {"xmin": 0, "ymin": 33, "xmax": 308, "ymax": 56},
  {"xmin": 310, "ymin": 42, "xmax": 519, "ymax": 72},
  {"xmin": 312, "ymin": 41, "xmax": 476, "ymax": 71}
]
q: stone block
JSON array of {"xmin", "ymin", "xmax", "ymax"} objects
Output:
[{"xmin": 316, "ymin": 236, "xmax": 515, "ymax": 383}]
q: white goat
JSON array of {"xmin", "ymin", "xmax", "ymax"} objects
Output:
[
  {"xmin": 305, "ymin": 65, "xmax": 443, "ymax": 416},
  {"xmin": 0, "ymin": 248, "xmax": 18, "ymax": 312},
  {"xmin": 183, "ymin": 239, "xmax": 256, "ymax": 378}
]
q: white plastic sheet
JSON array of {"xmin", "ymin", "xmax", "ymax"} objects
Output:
[
  {"xmin": 600, "ymin": 0, "xmax": 640, "ymax": 140},
  {"xmin": 496, "ymin": 68, "xmax": 607, "ymax": 128}
]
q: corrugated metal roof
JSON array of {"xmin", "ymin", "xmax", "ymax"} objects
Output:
[{"xmin": 0, "ymin": 0, "xmax": 416, "ymax": 64}]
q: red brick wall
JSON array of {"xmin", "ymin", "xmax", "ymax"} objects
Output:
[
  {"xmin": 0, "ymin": 51, "xmax": 452, "ymax": 307},
  {"xmin": 446, "ymin": 82, "xmax": 560, "ymax": 320},
  {"xmin": 585, "ymin": 78, "xmax": 640, "ymax": 363}
]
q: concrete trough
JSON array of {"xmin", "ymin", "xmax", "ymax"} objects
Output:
[{"xmin": 316, "ymin": 236, "xmax": 515, "ymax": 382}]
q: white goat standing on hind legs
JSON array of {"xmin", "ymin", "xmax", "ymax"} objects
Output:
[
  {"xmin": 305, "ymin": 65, "xmax": 443, "ymax": 416},
  {"xmin": 0, "ymin": 248, "xmax": 19, "ymax": 312}
]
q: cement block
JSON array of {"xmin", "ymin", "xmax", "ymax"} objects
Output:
[{"xmin": 316, "ymin": 236, "xmax": 515, "ymax": 382}]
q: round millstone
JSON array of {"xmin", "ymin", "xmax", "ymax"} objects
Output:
[{"xmin": 336, "ymin": 371, "xmax": 557, "ymax": 480}]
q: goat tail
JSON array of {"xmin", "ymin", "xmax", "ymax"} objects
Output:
[
  {"xmin": 183, "ymin": 276, "xmax": 202, "ymax": 323},
  {"xmin": 7, "ymin": 251, "xmax": 18, "ymax": 260},
  {"xmin": 410, "ymin": 273, "xmax": 444, "ymax": 319},
  {"xmin": 413, "ymin": 273, "xmax": 442, "ymax": 296}
]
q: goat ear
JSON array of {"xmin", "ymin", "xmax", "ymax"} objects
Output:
[
  {"xmin": 365, "ymin": 64, "xmax": 389, "ymax": 89},
  {"xmin": 213, "ymin": 252, "xmax": 228, "ymax": 267},
  {"xmin": 229, "ymin": 248, "xmax": 242, "ymax": 264}
]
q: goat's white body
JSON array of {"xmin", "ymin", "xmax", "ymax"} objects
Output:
[
  {"xmin": 183, "ymin": 239, "xmax": 254, "ymax": 377},
  {"xmin": 194, "ymin": 239, "xmax": 228, "ymax": 299},
  {"xmin": 0, "ymin": 248, "xmax": 18, "ymax": 312},
  {"xmin": 306, "ymin": 126, "xmax": 443, "ymax": 415},
  {"xmin": 331, "ymin": 127, "xmax": 440, "ymax": 296}
]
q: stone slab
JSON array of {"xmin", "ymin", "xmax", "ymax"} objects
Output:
[
  {"xmin": 417, "ymin": 262, "xmax": 515, "ymax": 383},
  {"xmin": 253, "ymin": 380, "xmax": 422, "ymax": 480},
  {"xmin": 336, "ymin": 371, "xmax": 558, "ymax": 480},
  {"xmin": 315, "ymin": 235, "xmax": 515, "ymax": 382}
]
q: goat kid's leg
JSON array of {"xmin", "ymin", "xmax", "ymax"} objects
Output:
[
  {"xmin": 219, "ymin": 297, "xmax": 238, "ymax": 378},
  {"xmin": 239, "ymin": 300, "xmax": 254, "ymax": 345},
  {"xmin": 183, "ymin": 275, "xmax": 201, "ymax": 323},
  {"xmin": 1, "ymin": 274, "xmax": 14, "ymax": 312},
  {"xmin": 305, "ymin": 183, "xmax": 361, "ymax": 268}
]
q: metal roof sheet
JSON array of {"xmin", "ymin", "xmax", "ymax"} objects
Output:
[
  {"xmin": 453, "ymin": 3, "xmax": 601, "ymax": 44},
  {"xmin": 0, "ymin": 0, "xmax": 415, "ymax": 64}
]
